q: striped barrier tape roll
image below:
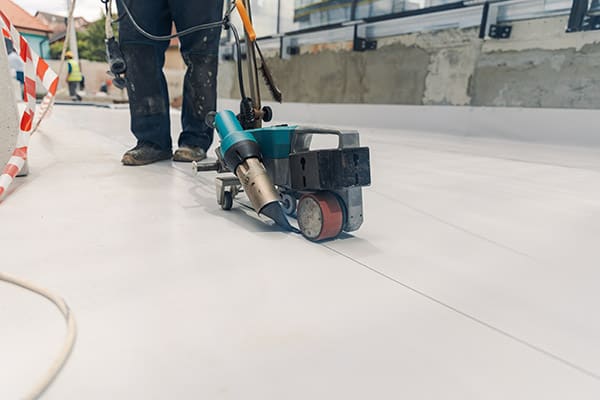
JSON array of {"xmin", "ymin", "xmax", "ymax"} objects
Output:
[{"xmin": 1, "ymin": 11, "xmax": 58, "ymax": 200}]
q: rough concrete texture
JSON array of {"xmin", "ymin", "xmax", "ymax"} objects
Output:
[
  {"xmin": 472, "ymin": 16, "xmax": 600, "ymax": 108},
  {"xmin": 0, "ymin": 38, "xmax": 19, "ymax": 169},
  {"xmin": 422, "ymin": 39, "xmax": 480, "ymax": 105},
  {"xmin": 379, "ymin": 27, "xmax": 482, "ymax": 105},
  {"xmin": 218, "ymin": 27, "xmax": 480, "ymax": 105},
  {"xmin": 218, "ymin": 16, "xmax": 600, "ymax": 108},
  {"xmin": 221, "ymin": 43, "xmax": 430, "ymax": 104},
  {"xmin": 471, "ymin": 45, "xmax": 600, "ymax": 108},
  {"xmin": 362, "ymin": 42, "xmax": 429, "ymax": 104},
  {"xmin": 482, "ymin": 16, "xmax": 600, "ymax": 53},
  {"xmin": 249, "ymin": 50, "xmax": 368, "ymax": 103}
]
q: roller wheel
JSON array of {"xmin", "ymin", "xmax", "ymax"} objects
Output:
[
  {"xmin": 279, "ymin": 192, "xmax": 297, "ymax": 216},
  {"xmin": 262, "ymin": 106, "xmax": 273, "ymax": 122},
  {"xmin": 297, "ymin": 192, "xmax": 344, "ymax": 241},
  {"xmin": 222, "ymin": 191, "xmax": 233, "ymax": 211}
]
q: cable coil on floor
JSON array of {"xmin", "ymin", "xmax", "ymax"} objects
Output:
[
  {"xmin": 0, "ymin": 273, "xmax": 77, "ymax": 400},
  {"xmin": 1, "ymin": 3, "xmax": 78, "ymax": 399}
]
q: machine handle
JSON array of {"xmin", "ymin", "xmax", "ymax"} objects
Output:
[
  {"xmin": 290, "ymin": 128, "xmax": 361, "ymax": 154},
  {"xmin": 235, "ymin": 0, "xmax": 257, "ymax": 42}
]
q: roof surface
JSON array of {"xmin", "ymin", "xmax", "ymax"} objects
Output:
[
  {"xmin": 2, "ymin": 101, "xmax": 600, "ymax": 398},
  {"xmin": 0, "ymin": 0, "xmax": 52, "ymax": 33}
]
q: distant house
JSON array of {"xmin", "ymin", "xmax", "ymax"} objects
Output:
[
  {"xmin": 35, "ymin": 11, "xmax": 89, "ymax": 45},
  {"xmin": 0, "ymin": 0, "xmax": 52, "ymax": 58}
]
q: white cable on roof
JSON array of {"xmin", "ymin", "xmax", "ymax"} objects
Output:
[
  {"xmin": 0, "ymin": 272, "xmax": 77, "ymax": 400},
  {"xmin": 1, "ymin": 4, "xmax": 78, "ymax": 399}
]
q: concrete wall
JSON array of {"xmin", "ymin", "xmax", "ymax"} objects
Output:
[
  {"xmin": 472, "ymin": 16, "xmax": 600, "ymax": 108},
  {"xmin": 218, "ymin": 15, "xmax": 600, "ymax": 108},
  {"xmin": 44, "ymin": 59, "xmax": 185, "ymax": 103},
  {"xmin": 0, "ymin": 38, "xmax": 19, "ymax": 169},
  {"xmin": 46, "ymin": 59, "xmax": 127, "ymax": 101}
]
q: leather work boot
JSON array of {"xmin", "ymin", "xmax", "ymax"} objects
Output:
[
  {"xmin": 173, "ymin": 146, "xmax": 207, "ymax": 162},
  {"xmin": 121, "ymin": 142, "xmax": 172, "ymax": 166}
]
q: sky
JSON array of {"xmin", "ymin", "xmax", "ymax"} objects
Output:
[
  {"xmin": 15, "ymin": 0, "xmax": 106, "ymax": 21},
  {"xmin": 13, "ymin": 0, "xmax": 299, "ymax": 35}
]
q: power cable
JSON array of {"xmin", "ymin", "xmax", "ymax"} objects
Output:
[
  {"xmin": 107, "ymin": 0, "xmax": 247, "ymax": 99},
  {"xmin": 0, "ymin": 272, "xmax": 77, "ymax": 399},
  {"xmin": 116, "ymin": 0, "xmax": 237, "ymax": 41},
  {"xmin": 3, "ymin": 4, "xmax": 79, "ymax": 399}
]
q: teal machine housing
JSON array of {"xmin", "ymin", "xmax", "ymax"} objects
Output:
[
  {"xmin": 215, "ymin": 110, "xmax": 297, "ymax": 167},
  {"xmin": 208, "ymin": 109, "xmax": 371, "ymax": 241}
]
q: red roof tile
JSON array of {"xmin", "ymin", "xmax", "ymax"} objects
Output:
[{"xmin": 0, "ymin": 0, "xmax": 52, "ymax": 33}]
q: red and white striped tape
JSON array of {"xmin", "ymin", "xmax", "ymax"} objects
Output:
[{"xmin": 1, "ymin": 11, "xmax": 58, "ymax": 200}]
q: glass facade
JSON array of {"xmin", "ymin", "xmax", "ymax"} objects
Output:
[{"xmin": 224, "ymin": 0, "xmax": 462, "ymax": 40}]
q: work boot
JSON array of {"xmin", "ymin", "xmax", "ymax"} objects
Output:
[
  {"xmin": 121, "ymin": 142, "xmax": 172, "ymax": 166},
  {"xmin": 173, "ymin": 146, "xmax": 206, "ymax": 162}
]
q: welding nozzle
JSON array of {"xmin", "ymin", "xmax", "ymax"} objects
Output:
[{"xmin": 234, "ymin": 157, "xmax": 279, "ymax": 213}]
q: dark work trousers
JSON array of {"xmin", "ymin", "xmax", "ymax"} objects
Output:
[{"xmin": 117, "ymin": 0, "xmax": 224, "ymax": 151}]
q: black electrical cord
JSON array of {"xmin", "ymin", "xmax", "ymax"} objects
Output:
[
  {"xmin": 107, "ymin": 0, "xmax": 247, "ymax": 99},
  {"xmin": 228, "ymin": 23, "xmax": 247, "ymax": 100},
  {"xmin": 117, "ymin": 0, "xmax": 236, "ymax": 41}
]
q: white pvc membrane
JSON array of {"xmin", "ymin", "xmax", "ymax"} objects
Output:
[{"xmin": 1, "ymin": 102, "xmax": 599, "ymax": 399}]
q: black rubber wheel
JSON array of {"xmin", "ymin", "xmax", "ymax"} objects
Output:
[
  {"xmin": 222, "ymin": 191, "xmax": 233, "ymax": 210},
  {"xmin": 262, "ymin": 106, "xmax": 273, "ymax": 122},
  {"xmin": 279, "ymin": 192, "xmax": 297, "ymax": 216}
]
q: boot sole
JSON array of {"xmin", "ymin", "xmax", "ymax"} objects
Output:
[
  {"xmin": 121, "ymin": 153, "xmax": 172, "ymax": 166},
  {"xmin": 172, "ymin": 150, "xmax": 207, "ymax": 163}
]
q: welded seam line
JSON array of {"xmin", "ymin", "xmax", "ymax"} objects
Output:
[
  {"xmin": 371, "ymin": 139, "xmax": 600, "ymax": 172},
  {"xmin": 371, "ymin": 190, "xmax": 536, "ymax": 261},
  {"xmin": 173, "ymin": 156, "xmax": 597, "ymax": 380},
  {"xmin": 323, "ymin": 244, "xmax": 600, "ymax": 382}
]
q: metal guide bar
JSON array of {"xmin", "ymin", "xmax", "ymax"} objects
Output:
[{"xmin": 221, "ymin": 0, "xmax": 574, "ymax": 56}]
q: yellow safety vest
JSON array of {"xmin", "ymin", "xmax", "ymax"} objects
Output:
[{"xmin": 67, "ymin": 60, "xmax": 83, "ymax": 82}]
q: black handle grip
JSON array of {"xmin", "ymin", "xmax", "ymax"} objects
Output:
[{"xmin": 106, "ymin": 37, "xmax": 126, "ymax": 75}]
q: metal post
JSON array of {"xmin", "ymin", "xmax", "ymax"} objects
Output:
[
  {"xmin": 65, "ymin": 0, "xmax": 79, "ymax": 60},
  {"xmin": 277, "ymin": 0, "xmax": 282, "ymax": 34},
  {"xmin": 479, "ymin": 2, "xmax": 490, "ymax": 39},
  {"xmin": 567, "ymin": 0, "xmax": 590, "ymax": 32},
  {"xmin": 351, "ymin": 0, "xmax": 359, "ymax": 20},
  {"xmin": 226, "ymin": 0, "xmax": 232, "ymax": 42}
]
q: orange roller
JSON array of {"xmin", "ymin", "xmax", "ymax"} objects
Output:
[{"xmin": 297, "ymin": 192, "xmax": 345, "ymax": 241}]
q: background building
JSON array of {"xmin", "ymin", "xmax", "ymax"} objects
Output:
[
  {"xmin": 0, "ymin": 0, "xmax": 51, "ymax": 58},
  {"xmin": 35, "ymin": 11, "xmax": 89, "ymax": 46}
]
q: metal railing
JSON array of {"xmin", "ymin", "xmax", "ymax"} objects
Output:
[{"xmin": 220, "ymin": 0, "xmax": 576, "ymax": 58}]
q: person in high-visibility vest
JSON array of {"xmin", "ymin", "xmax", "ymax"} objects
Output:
[{"xmin": 65, "ymin": 51, "xmax": 82, "ymax": 101}]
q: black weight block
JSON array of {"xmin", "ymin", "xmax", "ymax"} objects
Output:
[{"xmin": 289, "ymin": 147, "xmax": 371, "ymax": 190}]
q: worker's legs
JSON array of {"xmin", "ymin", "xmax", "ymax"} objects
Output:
[
  {"xmin": 169, "ymin": 0, "xmax": 224, "ymax": 156},
  {"xmin": 68, "ymin": 82, "xmax": 81, "ymax": 101},
  {"xmin": 117, "ymin": 0, "xmax": 173, "ymax": 154}
]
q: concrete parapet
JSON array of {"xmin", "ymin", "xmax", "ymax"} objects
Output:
[
  {"xmin": 217, "ymin": 15, "xmax": 600, "ymax": 109},
  {"xmin": 217, "ymin": 98, "xmax": 600, "ymax": 149}
]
